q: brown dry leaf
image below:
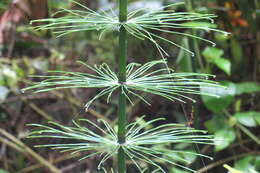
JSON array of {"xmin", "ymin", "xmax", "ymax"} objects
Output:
[
  {"xmin": 0, "ymin": 0, "xmax": 48, "ymax": 44},
  {"xmin": 0, "ymin": 4, "xmax": 22, "ymax": 44}
]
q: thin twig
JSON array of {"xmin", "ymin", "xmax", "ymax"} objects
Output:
[
  {"xmin": 236, "ymin": 123, "xmax": 260, "ymax": 145},
  {"xmin": 0, "ymin": 136, "xmax": 24, "ymax": 153},
  {"xmin": 20, "ymin": 96, "xmax": 55, "ymax": 121},
  {"xmin": 196, "ymin": 151, "xmax": 260, "ymax": 173},
  {"xmin": 223, "ymin": 110, "xmax": 260, "ymax": 145},
  {"xmin": 18, "ymin": 153, "xmax": 81, "ymax": 173},
  {"xmin": 21, "ymin": 79, "xmax": 111, "ymax": 123},
  {"xmin": 52, "ymin": 90, "xmax": 112, "ymax": 123},
  {"xmin": 0, "ymin": 128, "xmax": 62, "ymax": 173}
]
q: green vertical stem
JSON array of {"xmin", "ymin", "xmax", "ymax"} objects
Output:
[
  {"xmin": 184, "ymin": 0, "xmax": 204, "ymax": 131},
  {"xmin": 255, "ymin": 0, "xmax": 260, "ymax": 81},
  {"xmin": 118, "ymin": 0, "xmax": 127, "ymax": 173},
  {"xmin": 185, "ymin": 0, "xmax": 205, "ymax": 71}
]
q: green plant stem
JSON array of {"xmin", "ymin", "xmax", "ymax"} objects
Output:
[
  {"xmin": 223, "ymin": 110, "xmax": 260, "ymax": 145},
  {"xmin": 192, "ymin": 29, "xmax": 204, "ymax": 69},
  {"xmin": 236, "ymin": 123, "xmax": 260, "ymax": 145},
  {"xmin": 185, "ymin": 0, "xmax": 204, "ymax": 71},
  {"xmin": 184, "ymin": 0, "xmax": 201, "ymax": 130},
  {"xmin": 118, "ymin": 0, "xmax": 127, "ymax": 173},
  {"xmin": 254, "ymin": 0, "xmax": 260, "ymax": 8}
]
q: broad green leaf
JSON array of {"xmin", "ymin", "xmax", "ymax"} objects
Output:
[
  {"xmin": 202, "ymin": 47, "xmax": 231, "ymax": 75},
  {"xmin": 234, "ymin": 112, "xmax": 259, "ymax": 127},
  {"xmin": 201, "ymin": 81, "xmax": 235, "ymax": 113},
  {"xmin": 235, "ymin": 82, "xmax": 260, "ymax": 95},
  {"xmin": 214, "ymin": 128, "xmax": 236, "ymax": 151},
  {"xmin": 204, "ymin": 114, "xmax": 227, "ymax": 133},
  {"xmin": 213, "ymin": 57, "xmax": 231, "ymax": 75},
  {"xmin": 202, "ymin": 47, "xmax": 224, "ymax": 62},
  {"xmin": 0, "ymin": 86, "xmax": 9, "ymax": 103},
  {"xmin": 239, "ymin": 156, "xmax": 253, "ymax": 165},
  {"xmin": 234, "ymin": 156, "xmax": 258, "ymax": 172}
]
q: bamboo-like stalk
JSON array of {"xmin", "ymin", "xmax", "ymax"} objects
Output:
[{"xmin": 118, "ymin": 0, "xmax": 127, "ymax": 173}]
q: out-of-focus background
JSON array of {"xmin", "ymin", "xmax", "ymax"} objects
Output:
[{"xmin": 0, "ymin": 0, "xmax": 259, "ymax": 173}]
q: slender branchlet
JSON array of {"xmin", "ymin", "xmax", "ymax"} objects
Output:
[
  {"xmin": 22, "ymin": 60, "xmax": 222, "ymax": 111},
  {"xmin": 28, "ymin": 118, "xmax": 214, "ymax": 172},
  {"xmin": 31, "ymin": 0, "xmax": 229, "ymax": 57}
]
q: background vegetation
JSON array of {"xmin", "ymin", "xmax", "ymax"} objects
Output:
[{"xmin": 0, "ymin": 0, "xmax": 259, "ymax": 173}]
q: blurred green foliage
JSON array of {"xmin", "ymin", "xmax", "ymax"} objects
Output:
[
  {"xmin": 0, "ymin": 1, "xmax": 8, "ymax": 12},
  {"xmin": 0, "ymin": 0, "xmax": 259, "ymax": 172}
]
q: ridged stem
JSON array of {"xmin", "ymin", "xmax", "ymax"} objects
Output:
[{"xmin": 118, "ymin": 0, "xmax": 127, "ymax": 173}]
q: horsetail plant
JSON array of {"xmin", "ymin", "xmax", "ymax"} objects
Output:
[
  {"xmin": 28, "ymin": 117, "xmax": 214, "ymax": 173},
  {"xmin": 31, "ymin": 0, "xmax": 228, "ymax": 57},
  {"xmin": 23, "ymin": 0, "xmax": 227, "ymax": 172}
]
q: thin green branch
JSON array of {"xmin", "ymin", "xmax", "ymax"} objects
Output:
[
  {"xmin": 125, "ymin": 3, "xmax": 228, "ymax": 57},
  {"xmin": 22, "ymin": 60, "xmax": 221, "ymax": 110},
  {"xmin": 124, "ymin": 60, "xmax": 222, "ymax": 105},
  {"xmin": 31, "ymin": 0, "xmax": 119, "ymax": 38},
  {"xmin": 31, "ymin": 1, "xmax": 228, "ymax": 58},
  {"xmin": 22, "ymin": 61, "xmax": 120, "ymax": 111},
  {"xmin": 27, "ymin": 118, "xmax": 214, "ymax": 172},
  {"xmin": 27, "ymin": 119, "xmax": 118, "ymax": 165}
]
